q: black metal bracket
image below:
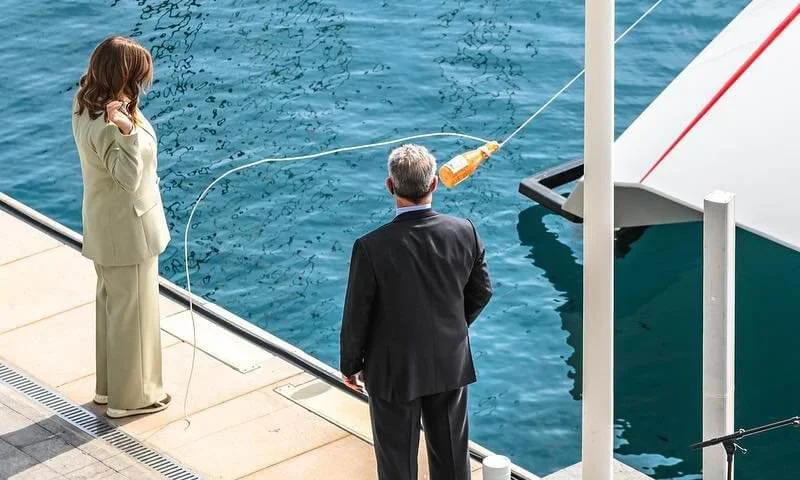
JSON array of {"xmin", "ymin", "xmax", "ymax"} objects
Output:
[{"xmin": 518, "ymin": 159, "xmax": 584, "ymax": 223}]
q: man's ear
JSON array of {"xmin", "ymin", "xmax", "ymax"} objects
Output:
[
  {"xmin": 386, "ymin": 177, "xmax": 395, "ymax": 196},
  {"xmin": 429, "ymin": 176, "xmax": 438, "ymax": 194}
]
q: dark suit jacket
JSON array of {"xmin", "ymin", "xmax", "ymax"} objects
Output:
[{"xmin": 340, "ymin": 208, "xmax": 492, "ymax": 402}]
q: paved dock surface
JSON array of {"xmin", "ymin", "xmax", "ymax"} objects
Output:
[
  {"xmin": 0, "ymin": 198, "xmax": 652, "ymax": 480},
  {"xmin": 0, "ymin": 381, "xmax": 161, "ymax": 480}
]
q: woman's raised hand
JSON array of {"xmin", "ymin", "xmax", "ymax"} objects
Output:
[{"xmin": 106, "ymin": 100, "xmax": 134, "ymax": 135}]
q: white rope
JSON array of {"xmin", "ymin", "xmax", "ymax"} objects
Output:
[
  {"xmin": 179, "ymin": 0, "xmax": 664, "ymax": 426},
  {"xmin": 500, "ymin": 0, "xmax": 664, "ymax": 147},
  {"xmin": 180, "ymin": 131, "xmax": 489, "ymax": 424}
]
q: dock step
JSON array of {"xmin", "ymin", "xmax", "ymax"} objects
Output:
[{"xmin": 542, "ymin": 460, "xmax": 654, "ymax": 479}]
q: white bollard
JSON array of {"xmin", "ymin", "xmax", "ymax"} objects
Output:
[
  {"xmin": 482, "ymin": 455, "xmax": 511, "ymax": 480},
  {"xmin": 703, "ymin": 190, "xmax": 736, "ymax": 480}
]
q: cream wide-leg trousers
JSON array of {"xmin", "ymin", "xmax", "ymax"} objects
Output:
[{"xmin": 94, "ymin": 256, "xmax": 164, "ymax": 410}]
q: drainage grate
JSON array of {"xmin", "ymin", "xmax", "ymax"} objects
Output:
[{"xmin": 0, "ymin": 363, "xmax": 201, "ymax": 480}]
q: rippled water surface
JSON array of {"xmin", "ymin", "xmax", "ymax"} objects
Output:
[{"xmin": 5, "ymin": 1, "xmax": 800, "ymax": 478}]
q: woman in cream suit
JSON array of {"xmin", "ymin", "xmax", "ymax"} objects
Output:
[{"xmin": 72, "ymin": 36, "xmax": 171, "ymax": 418}]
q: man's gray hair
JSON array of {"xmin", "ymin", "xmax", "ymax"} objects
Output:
[{"xmin": 387, "ymin": 144, "xmax": 437, "ymax": 200}]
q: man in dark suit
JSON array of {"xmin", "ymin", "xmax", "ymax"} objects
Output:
[{"xmin": 340, "ymin": 144, "xmax": 493, "ymax": 480}]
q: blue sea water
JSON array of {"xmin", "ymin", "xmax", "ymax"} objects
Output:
[{"xmin": 3, "ymin": 1, "xmax": 800, "ymax": 478}]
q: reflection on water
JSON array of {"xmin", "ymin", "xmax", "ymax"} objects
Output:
[
  {"xmin": 518, "ymin": 206, "xmax": 583, "ymax": 402},
  {"xmin": 519, "ymin": 209, "xmax": 800, "ymax": 479}
]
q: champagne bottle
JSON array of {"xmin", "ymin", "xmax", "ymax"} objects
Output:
[{"xmin": 438, "ymin": 141, "xmax": 500, "ymax": 188}]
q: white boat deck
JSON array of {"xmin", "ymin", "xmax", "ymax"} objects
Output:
[{"xmin": 0, "ymin": 193, "xmax": 652, "ymax": 479}]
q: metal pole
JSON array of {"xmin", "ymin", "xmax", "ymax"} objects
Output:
[
  {"xmin": 703, "ymin": 191, "xmax": 736, "ymax": 480},
  {"xmin": 582, "ymin": 0, "xmax": 615, "ymax": 479}
]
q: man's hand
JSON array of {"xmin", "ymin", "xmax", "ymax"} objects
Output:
[
  {"xmin": 106, "ymin": 100, "xmax": 134, "ymax": 135},
  {"xmin": 343, "ymin": 371, "xmax": 365, "ymax": 394}
]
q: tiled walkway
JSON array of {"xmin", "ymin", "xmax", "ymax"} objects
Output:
[{"xmin": 0, "ymin": 381, "xmax": 160, "ymax": 480}]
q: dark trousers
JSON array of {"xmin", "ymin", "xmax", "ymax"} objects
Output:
[{"xmin": 368, "ymin": 387, "xmax": 471, "ymax": 480}]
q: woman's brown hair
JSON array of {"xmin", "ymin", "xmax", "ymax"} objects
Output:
[{"xmin": 75, "ymin": 36, "xmax": 153, "ymax": 122}]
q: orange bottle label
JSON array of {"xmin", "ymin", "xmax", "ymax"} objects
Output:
[
  {"xmin": 438, "ymin": 141, "xmax": 500, "ymax": 188},
  {"xmin": 444, "ymin": 155, "xmax": 470, "ymax": 174}
]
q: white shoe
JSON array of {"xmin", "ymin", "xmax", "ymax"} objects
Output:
[
  {"xmin": 93, "ymin": 394, "xmax": 108, "ymax": 405},
  {"xmin": 106, "ymin": 394, "xmax": 172, "ymax": 419}
]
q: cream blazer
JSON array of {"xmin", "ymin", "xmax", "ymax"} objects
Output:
[{"xmin": 72, "ymin": 104, "xmax": 170, "ymax": 266}]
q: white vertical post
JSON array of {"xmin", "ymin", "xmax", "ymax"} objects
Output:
[
  {"xmin": 703, "ymin": 191, "xmax": 736, "ymax": 480},
  {"xmin": 582, "ymin": 0, "xmax": 615, "ymax": 479}
]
